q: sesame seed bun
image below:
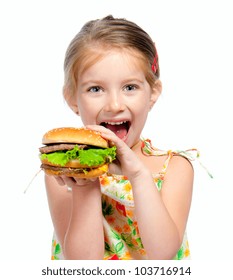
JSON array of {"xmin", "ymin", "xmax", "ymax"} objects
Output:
[{"xmin": 42, "ymin": 127, "xmax": 109, "ymax": 148}]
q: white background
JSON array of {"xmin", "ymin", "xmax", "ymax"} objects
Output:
[{"xmin": 0, "ymin": 0, "xmax": 232, "ymax": 262}]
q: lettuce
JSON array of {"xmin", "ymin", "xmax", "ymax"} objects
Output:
[
  {"xmin": 78, "ymin": 147, "xmax": 116, "ymax": 166},
  {"xmin": 40, "ymin": 145, "xmax": 116, "ymax": 167}
]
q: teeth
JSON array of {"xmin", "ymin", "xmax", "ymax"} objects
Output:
[{"xmin": 105, "ymin": 121, "xmax": 127, "ymax": 125}]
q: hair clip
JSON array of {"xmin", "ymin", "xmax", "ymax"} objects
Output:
[{"xmin": 151, "ymin": 46, "xmax": 158, "ymax": 74}]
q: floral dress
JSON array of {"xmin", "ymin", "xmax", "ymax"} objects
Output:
[{"xmin": 51, "ymin": 138, "xmax": 209, "ymax": 260}]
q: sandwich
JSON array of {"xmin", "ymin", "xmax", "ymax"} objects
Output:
[{"xmin": 39, "ymin": 127, "xmax": 116, "ymax": 178}]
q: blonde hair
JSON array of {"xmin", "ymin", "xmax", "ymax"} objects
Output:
[{"xmin": 63, "ymin": 15, "xmax": 160, "ymax": 98}]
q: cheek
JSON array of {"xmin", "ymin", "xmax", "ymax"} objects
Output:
[
  {"xmin": 77, "ymin": 99, "xmax": 99, "ymax": 124},
  {"xmin": 131, "ymin": 97, "xmax": 151, "ymax": 114}
]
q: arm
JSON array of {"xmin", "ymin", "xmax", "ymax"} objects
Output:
[
  {"xmin": 131, "ymin": 156, "xmax": 193, "ymax": 259},
  {"xmin": 86, "ymin": 125, "xmax": 193, "ymax": 259},
  {"xmin": 45, "ymin": 175, "xmax": 104, "ymax": 259}
]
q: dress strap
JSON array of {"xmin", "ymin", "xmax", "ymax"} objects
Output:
[{"xmin": 141, "ymin": 138, "xmax": 213, "ymax": 178}]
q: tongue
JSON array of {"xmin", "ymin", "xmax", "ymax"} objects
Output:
[{"xmin": 105, "ymin": 123, "xmax": 128, "ymax": 139}]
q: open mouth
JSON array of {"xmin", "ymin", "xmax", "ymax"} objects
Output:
[{"xmin": 100, "ymin": 121, "xmax": 130, "ymax": 140}]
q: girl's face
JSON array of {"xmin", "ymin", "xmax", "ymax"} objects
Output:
[{"xmin": 74, "ymin": 50, "xmax": 161, "ymax": 148}]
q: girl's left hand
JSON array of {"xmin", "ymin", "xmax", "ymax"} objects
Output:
[
  {"xmin": 86, "ymin": 125, "xmax": 145, "ymax": 179},
  {"xmin": 55, "ymin": 175, "xmax": 98, "ymax": 189}
]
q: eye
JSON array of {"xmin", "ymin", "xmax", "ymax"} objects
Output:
[
  {"xmin": 88, "ymin": 86, "xmax": 103, "ymax": 93},
  {"xmin": 124, "ymin": 84, "xmax": 138, "ymax": 91}
]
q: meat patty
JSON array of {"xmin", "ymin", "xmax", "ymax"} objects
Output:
[{"xmin": 39, "ymin": 143, "xmax": 87, "ymax": 154}]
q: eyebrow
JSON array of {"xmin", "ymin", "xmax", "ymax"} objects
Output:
[
  {"xmin": 122, "ymin": 78, "xmax": 144, "ymax": 84},
  {"xmin": 80, "ymin": 78, "xmax": 144, "ymax": 87},
  {"xmin": 80, "ymin": 80, "xmax": 104, "ymax": 87}
]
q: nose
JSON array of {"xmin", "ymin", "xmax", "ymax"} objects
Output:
[{"xmin": 104, "ymin": 91, "xmax": 126, "ymax": 113}]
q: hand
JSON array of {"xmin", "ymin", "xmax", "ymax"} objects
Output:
[
  {"xmin": 86, "ymin": 125, "xmax": 146, "ymax": 180},
  {"xmin": 54, "ymin": 175, "xmax": 99, "ymax": 189}
]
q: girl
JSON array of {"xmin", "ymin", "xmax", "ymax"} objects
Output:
[{"xmin": 46, "ymin": 15, "xmax": 194, "ymax": 260}]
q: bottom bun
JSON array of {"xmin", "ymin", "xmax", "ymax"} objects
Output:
[{"xmin": 42, "ymin": 164, "xmax": 109, "ymax": 178}]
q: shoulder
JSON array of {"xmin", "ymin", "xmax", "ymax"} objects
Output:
[
  {"xmin": 162, "ymin": 154, "xmax": 194, "ymax": 193},
  {"xmin": 169, "ymin": 154, "xmax": 194, "ymax": 175},
  {"xmin": 140, "ymin": 138, "xmax": 194, "ymax": 182},
  {"xmin": 167, "ymin": 154, "xmax": 194, "ymax": 181}
]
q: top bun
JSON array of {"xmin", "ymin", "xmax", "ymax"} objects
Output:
[{"xmin": 42, "ymin": 127, "xmax": 109, "ymax": 148}]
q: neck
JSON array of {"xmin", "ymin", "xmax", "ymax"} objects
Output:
[{"xmin": 131, "ymin": 139, "xmax": 142, "ymax": 153}]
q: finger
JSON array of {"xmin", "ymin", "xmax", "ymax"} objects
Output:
[
  {"xmin": 61, "ymin": 176, "xmax": 78, "ymax": 188},
  {"xmin": 85, "ymin": 125, "xmax": 116, "ymax": 138},
  {"xmin": 85, "ymin": 124, "xmax": 106, "ymax": 131},
  {"xmin": 61, "ymin": 176, "xmax": 98, "ymax": 187},
  {"xmin": 73, "ymin": 177, "xmax": 98, "ymax": 185},
  {"xmin": 74, "ymin": 178, "xmax": 88, "ymax": 186},
  {"xmin": 54, "ymin": 175, "xmax": 66, "ymax": 186},
  {"xmin": 86, "ymin": 125, "xmax": 120, "ymax": 144},
  {"xmin": 85, "ymin": 124, "xmax": 130, "ymax": 160},
  {"xmin": 86, "ymin": 125, "xmax": 119, "ymax": 148},
  {"xmin": 109, "ymin": 140, "xmax": 116, "ymax": 147},
  {"xmin": 89, "ymin": 177, "xmax": 98, "ymax": 182},
  {"xmin": 108, "ymin": 161, "xmax": 122, "ymax": 175}
]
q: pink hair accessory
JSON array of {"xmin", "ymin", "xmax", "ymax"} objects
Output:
[{"xmin": 151, "ymin": 45, "xmax": 158, "ymax": 74}]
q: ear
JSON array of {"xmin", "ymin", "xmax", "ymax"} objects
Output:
[
  {"xmin": 63, "ymin": 87, "xmax": 80, "ymax": 115},
  {"xmin": 149, "ymin": 79, "xmax": 162, "ymax": 110}
]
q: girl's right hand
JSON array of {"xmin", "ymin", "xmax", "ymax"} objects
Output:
[{"xmin": 86, "ymin": 125, "xmax": 148, "ymax": 181}]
